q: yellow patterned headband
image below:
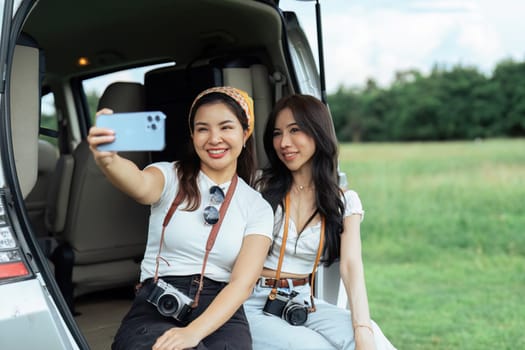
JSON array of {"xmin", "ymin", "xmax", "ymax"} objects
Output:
[{"xmin": 189, "ymin": 86, "xmax": 255, "ymax": 138}]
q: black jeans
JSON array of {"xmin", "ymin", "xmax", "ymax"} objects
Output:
[{"xmin": 112, "ymin": 275, "xmax": 252, "ymax": 350}]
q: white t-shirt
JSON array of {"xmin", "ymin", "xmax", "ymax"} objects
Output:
[
  {"xmin": 264, "ymin": 190, "xmax": 364, "ymax": 275},
  {"xmin": 140, "ymin": 162, "xmax": 274, "ymax": 282}
]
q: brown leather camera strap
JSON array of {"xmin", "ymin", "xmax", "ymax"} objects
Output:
[
  {"xmin": 153, "ymin": 174, "xmax": 238, "ymax": 308},
  {"xmin": 269, "ymin": 191, "xmax": 325, "ymax": 312}
]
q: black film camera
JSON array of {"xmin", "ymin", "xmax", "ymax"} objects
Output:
[
  {"xmin": 146, "ymin": 278, "xmax": 193, "ymax": 323},
  {"xmin": 263, "ymin": 290, "xmax": 309, "ymax": 326}
]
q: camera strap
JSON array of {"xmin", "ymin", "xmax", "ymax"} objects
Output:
[
  {"xmin": 153, "ymin": 174, "xmax": 239, "ymax": 308},
  {"xmin": 269, "ymin": 192, "xmax": 325, "ymax": 312}
]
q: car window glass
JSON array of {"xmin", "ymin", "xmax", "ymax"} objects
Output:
[
  {"xmin": 40, "ymin": 91, "xmax": 59, "ymax": 147},
  {"xmin": 82, "ymin": 63, "xmax": 173, "ymax": 125}
]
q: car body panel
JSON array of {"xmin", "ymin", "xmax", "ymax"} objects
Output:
[{"xmin": 0, "ymin": 277, "xmax": 79, "ymax": 349}]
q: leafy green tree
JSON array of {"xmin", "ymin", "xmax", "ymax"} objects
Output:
[
  {"xmin": 433, "ymin": 65, "xmax": 489, "ymax": 139},
  {"xmin": 360, "ymin": 84, "xmax": 392, "ymax": 141},
  {"xmin": 493, "ymin": 59, "xmax": 525, "ymax": 136},
  {"xmin": 328, "ymin": 86, "xmax": 366, "ymax": 142},
  {"xmin": 469, "ymin": 80, "xmax": 505, "ymax": 138},
  {"xmin": 327, "ymin": 58, "xmax": 525, "ymax": 141}
]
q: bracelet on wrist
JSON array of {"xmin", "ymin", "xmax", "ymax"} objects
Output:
[{"xmin": 353, "ymin": 324, "xmax": 374, "ymax": 334}]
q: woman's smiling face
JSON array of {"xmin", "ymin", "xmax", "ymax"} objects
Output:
[
  {"xmin": 272, "ymin": 107, "xmax": 316, "ymax": 172},
  {"xmin": 192, "ymin": 102, "xmax": 247, "ymax": 179}
]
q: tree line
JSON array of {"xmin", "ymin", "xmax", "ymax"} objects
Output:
[{"xmin": 327, "ymin": 58, "xmax": 525, "ymax": 142}]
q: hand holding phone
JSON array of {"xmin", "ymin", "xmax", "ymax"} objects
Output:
[{"xmin": 96, "ymin": 111, "xmax": 166, "ymax": 152}]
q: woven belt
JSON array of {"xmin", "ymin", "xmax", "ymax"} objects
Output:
[{"xmin": 259, "ymin": 277, "xmax": 309, "ymax": 289}]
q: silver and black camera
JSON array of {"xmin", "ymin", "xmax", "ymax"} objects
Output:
[
  {"xmin": 146, "ymin": 279, "xmax": 193, "ymax": 323},
  {"xmin": 263, "ymin": 290, "xmax": 309, "ymax": 326}
]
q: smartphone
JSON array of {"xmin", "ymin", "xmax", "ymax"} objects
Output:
[{"xmin": 96, "ymin": 111, "xmax": 166, "ymax": 152}]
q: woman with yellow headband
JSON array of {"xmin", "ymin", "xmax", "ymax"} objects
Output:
[{"xmin": 87, "ymin": 86, "xmax": 273, "ymax": 350}]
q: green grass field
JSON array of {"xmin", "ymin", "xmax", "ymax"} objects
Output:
[{"xmin": 338, "ymin": 138, "xmax": 525, "ymax": 350}]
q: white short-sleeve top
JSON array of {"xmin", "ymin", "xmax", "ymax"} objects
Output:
[
  {"xmin": 264, "ymin": 190, "xmax": 364, "ymax": 275},
  {"xmin": 140, "ymin": 162, "xmax": 274, "ymax": 283}
]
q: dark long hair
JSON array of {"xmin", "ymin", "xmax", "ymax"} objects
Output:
[
  {"xmin": 256, "ymin": 94, "xmax": 345, "ymax": 266},
  {"xmin": 176, "ymin": 92, "xmax": 255, "ymax": 210}
]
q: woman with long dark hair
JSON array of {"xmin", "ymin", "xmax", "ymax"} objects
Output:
[{"xmin": 244, "ymin": 94, "xmax": 396, "ymax": 350}]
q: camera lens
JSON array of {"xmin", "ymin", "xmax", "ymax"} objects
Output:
[
  {"xmin": 283, "ymin": 304, "xmax": 308, "ymax": 326},
  {"xmin": 157, "ymin": 294, "xmax": 180, "ymax": 317}
]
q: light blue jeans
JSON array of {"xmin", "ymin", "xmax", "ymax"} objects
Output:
[{"xmin": 244, "ymin": 281, "xmax": 396, "ymax": 350}]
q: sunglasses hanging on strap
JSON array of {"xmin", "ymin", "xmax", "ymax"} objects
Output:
[
  {"xmin": 153, "ymin": 174, "xmax": 238, "ymax": 307},
  {"xmin": 269, "ymin": 191, "xmax": 325, "ymax": 312}
]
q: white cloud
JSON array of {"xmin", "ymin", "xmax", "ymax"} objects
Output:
[
  {"xmin": 281, "ymin": 0, "xmax": 525, "ymax": 92},
  {"xmin": 409, "ymin": 0, "xmax": 477, "ymax": 12},
  {"xmin": 321, "ymin": 7, "xmax": 459, "ymax": 88},
  {"xmin": 457, "ymin": 23, "xmax": 502, "ymax": 62}
]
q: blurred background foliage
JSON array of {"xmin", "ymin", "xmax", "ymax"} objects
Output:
[{"xmin": 328, "ymin": 58, "xmax": 525, "ymax": 142}]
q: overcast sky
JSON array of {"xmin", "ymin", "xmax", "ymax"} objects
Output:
[{"xmin": 280, "ymin": 0, "xmax": 525, "ymax": 92}]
